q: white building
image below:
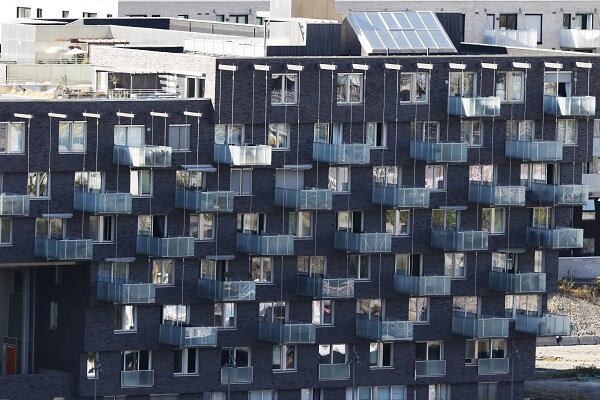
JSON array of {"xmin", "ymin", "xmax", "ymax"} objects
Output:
[{"xmin": 5, "ymin": 0, "xmax": 118, "ymax": 20}]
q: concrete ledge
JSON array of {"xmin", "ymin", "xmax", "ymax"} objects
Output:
[{"xmin": 537, "ymin": 335, "xmax": 600, "ymax": 346}]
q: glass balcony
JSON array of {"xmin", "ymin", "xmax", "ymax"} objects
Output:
[
  {"xmin": 34, "ymin": 238, "xmax": 93, "ymax": 260},
  {"xmin": 448, "ymin": 96, "xmax": 501, "ymax": 117},
  {"xmin": 236, "ymin": 232, "xmax": 294, "ymax": 255},
  {"xmin": 452, "ymin": 315, "xmax": 510, "ymax": 338},
  {"xmin": 560, "ymin": 29, "xmax": 600, "ymax": 49},
  {"xmin": 136, "ymin": 236, "xmax": 195, "ymax": 258},
  {"xmin": 175, "ymin": 187, "xmax": 234, "ymax": 213},
  {"xmin": 543, "ymin": 95, "xmax": 596, "ymax": 117},
  {"xmin": 415, "ymin": 360, "xmax": 446, "ymax": 377},
  {"xmin": 468, "ymin": 183, "xmax": 526, "ymax": 206},
  {"xmin": 258, "ymin": 320, "xmax": 316, "ymax": 344},
  {"xmin": 121, "ymin": 370, "xmax": 154, "ymax": 388},
  {"xmin": 355, "ymin": 315, "xmax": 413, "ymax": 341},
  {"xmin": 274, "ymin": 187, "xmax": 332, "ymax": 210},
  {"xmin": 409, "ymin": 140, "xmax": 467, "ymax": 163},
  {"xmin": 372, "ymin": 186, "xmax": 430, "ymax": 208},
  {"xmin": 213, "ymin": 143, "xmax": 272, "ymax": 166},
  {"xmin": 0, "ymin": 194, "xmax": 29, "ymax": 216},
  {"xmin": 159, "ymin": 324, "xmax": 218, "ymax": 347},
  {"xmin": 312, "ymin": 142, "xmax": 370, "ymax": 165},
  {"xmin": 96, "ymin": 282, "xmax": 156, "ymax": 304},
  {"xmin": 488, "ymin": 271, "xmax": 546, "ymax": 293},
  {"xmin": 334, "ymin": 231, "xmax": 391, "ymax": 253},
  {"xmin": 505, "ymin": 140, "xmax": 563, "ymax": 161},
  {"xmin": 431, "ymin": 228, "xmax": 489, "ymax": 251},
  {"xmin": 483, "ymin": 29, "xmax": 537, "ymax": 48},
  {"xmin": 478, "ymin": 358, "xmax": 510, "ymax": 375},
  {"xmin": 113, "ymin": 144, "xmax": 172, "ymax": 167},
  {"xmin": 582, "ymin": 173, "xmax": 600, "ymax": 193},
  {"xmin": 220, "ymin": 366, "xmax": 253, "ymax": 384},
  {"xmin": 515, "ymin": 314, "xmax": 571, "ymax": 336},
  {"xmin": 296, "ymin": 275, "xmax": 354, "ymax": 298},
  {"xmin": 526, "ymin": 227, "xmax": 583, "ymax": 249},
  {"xmin": 318, "ymin": 363, "xmax": 350, "ymax": 380},
  {"xmin": 530, "ymin": 183, "xmax": 589, "ymax": 206},
  {"xmin": 393, "ymin": 274, "xmax": 451, "ymax": 296},
  {"xmin": 73, "ymin": 190, "xmax": 132, "ymax": 214},
  {"xmin": 197, "ymin": 278, "xmax": 256, "ymax": 301}
]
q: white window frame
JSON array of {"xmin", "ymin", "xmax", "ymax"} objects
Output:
[
  {"xmin": 86, "ymin": 352, "xmax": 99, "ymax": 379},
  {"xmin": 215, "ymin": 124, "xmax": 244, "ymax": 145},
  {"xmin": 409, "ymin": 297, "xmax": 429, "ymax": 323},
  {"xmin": 0, "ymin": 218, "xmax": 12, "ymax": 245},
  {"xmin": 152, "ymin": 259, "xmax": 175, "ymax": 286},
  {"xmin": 507, "ymin": 120, "xmax": 535, "ymax": 141},
  {"xmin": 328, "ymin": 166, "xmax": 350, "ymax": 193},
  {"xmin": 469, "ymin": 165, "xmax": 494, "ymax": 183},
  {"xmin": 369, "ymin": 342, "xmax": 393, "ymax": 369},
  {"xmin": 271, "ymin": 73, "xmax": 298, "ymax": 105},
  {"xmin": 272, "ymin": 344, "xmax": 297, "ymax": 372},
  {"xmin": 174, "ymin": 348, "xmax": 198, "ymax": 375},
  {"xmin": 400, "ymin": 72, "xmax": 429, "ymax": 103},
  {"xmin": 365, "ymin": 122, "xmax": 387, "ymax": 148},
  {"xmin": 251, "ymin": 257, "xmax": 273, "ymax": 283},
  {"xmin": 449, "ymin": 72, "xmax": 476, "ymax": 97},
  {"xmin": 28, "ymin": 172, "xmax": 50, "ymax": 198},
  {"xmin": 268, "ymin": 123, "xmax": 290, "ymax": 149},
  {"xmin": 556, "ymin": 119, "xmax": 578, "ymax": 145},
  {"xmin": 425, "ymin": 165, "xmax": 445, "ymax": 191},
  {"xmin": 386, "ymin": 209, "xmax": 410, "ymax": 236},
  {"xmin": 349, "ymin": 255, "xmax": 370, "ymax": 280},
  {"xmin": 189, "ymin": 213, "xmax": 215, "ymax": 241},
  {"xmin": 444, "ymin": 253, "xmax": 466, "ymax": 279},
  {"xmin": 215, "ymin": 302, "xmax": 237, "ymax": 329},
  {"xmin": 162, "ymin": 304, "xmax": 188, "ymax": 324},
  {"xmin": 297, "ymin": 256, "xmax": 327, "ymax": 276},
  {"xmin": 461, "ymin": 120, "xmax": 483, "ymax": 147},
  {"xmin": 465, "ymin": 339, "xmax": 506, "ymax": 366},
  {"xmin": 0, "ymin": 122, "xmax": 25, "ymax": 154},
  {"xmin": 312, "ymin": 299, "xmax": 334, "ymax": 326},
  {"xmin": 168, "ymin": 124, "xmax": 191, "ymax": 151},
  {"xmin": 58, "ymin": 121, "xmax": 87, "ymax": 153},
  {"xmin": 495, "ymin": 71, "xmax": 524, "ymax": 102},
  {"xmin": 428, "ymin": 384, "xmax": 451, "ymax": 400},
  {"xmin": 230, "ymin": 168, "xmax": 253, "ymax": 195},
  {"xmin": 114, "ymin": 304, "xmax": 136, "ymax": 332},
  {"xmin": 289, "ymin": 211, "xmax": 313, "ymax": 238},
  {"xmin": 249, "ymin": 390, "xmax": 276, "ymax": 400},
  {"xmin": 130, "ymin": 170, "xmax": 152, "ymax": 197},
  {"xmin": 337, "ymin": 73, "xmax": 364, "ymax": 104},
  {"xmin": 373, "ymin": 166, "xmax": 399, "ymax": 187},
  {"xmin": 482, "ymin": 208, "xmax": 506, "ymax": 234},
  {"xmin": 520, "ymin": 163, "xmax": 547, "ymax": 187},
  {"xmin": 122, "ymin": 349, "xmax": 151, "ymax": 372},
  {"xmin": 89, "ymin": 215, "xmax": 115, "ymax": 243}
]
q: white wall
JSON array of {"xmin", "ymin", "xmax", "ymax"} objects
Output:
[{"xmin": 3, "ymin": 0, "xmax": 117, "ymax": 20}]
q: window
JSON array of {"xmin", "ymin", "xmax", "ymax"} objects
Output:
[
  {"xmin": 273, "ymin": 345, "xmax": 296, "ymax": 371},
  {"xmin": 425, "ymin": 165, "xmax": 445, "ymax": 190},
  {"xmin": 356, "ymin": 298, "xmax": 382, "ymax": 318},
  {"xmin": 0, "ymin": 122, "xmax": 25, "ymax": 153},
  {"xmin": 312, "ymin": 300, "xmax": 334, "ymax": 325},
  {"xmin": 122, "ymin": 350, "xmax": 151, "ymax": 372},
  {"xmin": 58, "ymin": 121, "xmax": 86, "ymax": 153},
  {"xmin": 138, "ymin": 215, "xmax": 166, "ymax": 237},
  {"xmin": 168, "ymin": 125, "xmax": 190, "ymax": 151},
  {"xmin": 86, "ymin": 352, "xmax": 98, "ymax": 379},
  {"xmin": 216, "ymin": 15, "xmax": 225, "ymax": 22},
  {"xmin": 289, "ymin": 211, "xmax": 313, "ymax": 238},
  {"xmin": 207, "ymin": 393, "xmax": 226, "ymax": 400},
  {"xmin": 349, "ymin": 255, "xmax": 370, "ymax": 280},
  {"xmin": 366, "ymin": 122, "xmax": 387, "ymax": 148},
  {"xmin": 461, "ymin": 120, "xmax": 483, "ymax": 146},
  {"xmin": 449, "ymin": 72, "xmax": 475, "ymax": 97},
  {"xmin": 0, "ymin": 218, "xmax": 12, "ymax": 244},
  {"xmin": 271, "ymin": 74, "xmax": 298, "ymax": 105},
  {"xmin": 114, "ymin": 305, "xmax": 136, "ymax": 332},
  {"xmin": 237, "ymin": 212, "xmax": 265, "ymax": 234},
  {"xmin": 409, "ymin": 297, "xmax": 429, "ymax": 323},
  {"xmin": 532, "ymin": 207, "xmax": 551, "ymax": 229},
  {"xmin": 319, "ymin": 344, "xmax": 347, "ymax": 366},
  {"xmin": 152, "ymin": 259, "xmax": 174, "ymax": 285},
  {"xmin": 249, "ymin": 391, "xmax": 276, "ymax": 400},
  {"xmin": 190, "ymin": 213, "xmax": 214, "ymax": 240},
  {"xmin": 416, "ymin": 341, "xmax": 443, "ymax": 362},
  {"xmin": 478, "ymin": 382, "xmax": 498, "ymax": 400},
  {"xmin": 174, "ymin": 348, "xmax": 198, "ymax": 375},
  {"xmin": 453, "ymin": 296, "xmax": 478, "ymax": 317},
  {"xmin": 214, "ymin": 124, "xmax": 244, "ymax": 145},
  {"xmin": 370, "ymin": 343, "xmax": 392, "ymax": 368},
  {"xmin": 498, "ymin": 14, "xmax": 517, "ymax": 30},
  {"xmin": 62, "ymin": 10, "xmax": 69, "ymax": 18},
  {"xmin": 469, "ymin": 165, "xmax": 494, "ymax": 183},
  {"xmin": 520, "ymin": 163, "xmax": 547, "ymax": 187},
  {"xmin": 98, "ymin": 262, "xmax": 128, "ymax": 284},
  {"xmin": 221, "ymin": 347, "xmax": 250, "ymax": 368},
  {"xmin": 75, "ymin": 171, "xmax": 103, "ymax": 192},
  {"xmin": 28, "ymin": 172, "xmax": 50, "ymax": 198},
  {"xmin": 162, "ymin": 305, "xmax": 188, "ymax": 324},
  {"xmin": 176, "ymin": 170, "xmax": 205, "ymax": 190},
  {"xmin": 400, "ymin": 72, "xmax": 429, "ymax": 103},
  {"xmin": 83, "ymin": 12, "xmax": 97, "ymax": 18},
  {"xmin": 373, "ymin": 166, "xmax": 399, "ymax": 187},
  {"xmin": 557, "ymin": 119, "xmax": 577, "ymax": 145},
  {"xmin": 386, "ymin": 210, "xmax": 410, "ymax": 236},
  {"xmin": 524, "ymin": 14, "xmax": 543, "ymax": 44},
  {"xmin": 465, "ymin": 339, "xmax": 506, "ymax": 365},
  {"xmin": 36, "ymin": 217, "xmax": 64, "ymax": 239},
  {"xmin": 534, "ymin": 251, "xmax": 545, "ymax": 273},
  {"xmin": 50, "ymin": 301, "xmax": 58, "ymax": 330},
  {"xmin": 268, "ymin": 123, "xmax": 290, "ymax": 149},
  {"xmin": 17, "ymin": 7, "xmax": 31, "ymax": 17},
  {"xmin": 328, "ymin": 167, "xmax": 350, "ymax": 192},
  {"xmin": 411, "ymin": 121, "xmax": 440, "ymax": 142},
  {"xmin": 297, "ymin": 256, "xmax": 326, "ymax": 276},
  {"xmin": 130, "ymin": 170, "xmax": 152, "ymax": 196},
  {"xmin": 495, "ymin": 72, "xmax": 524, "ymax": 102},
  {"xmin": 506, "ymin": 120, "xmax": 534, "ymax": 141},
  {"xmin": 428, "ymin": 384, "xmax": 451, "ymax": 400},
  {"xmin": 231, "ymin": 168, "xmax": 252, "ymax": 195},
  {"xmin": 481, "ymin": 208, "xmax": 505, "ymax": 234},
  {"xmin": 215, "ymin": 302, "xmax": 236, "ymax": 328},
  {"xmin": 230, "ymin": 14, "xmax": 248, "ymax": 24},
  {"xmin": 178, "ymin": 14, "xmax": 189, "ymax": 19},
  {"xmin": 566, "ymin": 13, "xmax": 594, "ymax": 30},
  {"xmin": 444, "ymin": 253, "xmax": 466, "ymax": 279},
  {"xmin": 89, "ymin": 216, "xmax": 114, "ymax": 242},
  {"xmin": 505, "ymin": 294, "xmax": 541, "ymax": 317},
  {"xmin": 251, "ymin": 257, "xmax": 273, "ymax": 283},
  {"xmin": 337, "ymin": 73, "xmax": 363, "ymax": 104},
  {"xmin": 394, "ymin": 253, "xmax": 421, "ymax": 276},
  {"xmin": 544, "ymin": 72, "xmax": 572, "ymax": 97},
  {"xmin": 431, "ymin": 209, "xmax": 458, "ymax": 230}
]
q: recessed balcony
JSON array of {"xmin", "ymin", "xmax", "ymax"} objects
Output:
[
  {"xmin": 334, "ymin": 231, "xmax": 391, "ymax": 253},
  {"xmin": 505, "ymin": 140, "xmax": 563, "ymax": 161},
  {"xmin": 488, "ymin": 271, "xmax": 546, "ymax": 294},
  {"xmin": 478, "ymin": 358, "xmax": 510, "ymax": 375},
  {"xmin": 296, "ymin": 275, "xmax": 354, "ymax": 298},
  {"xmin": 258, "ymin": 319, "xmax": 316, "ymax": 344},
  {"xmin": 452, "ymin": 315, "xmax": 510, "ymax": 338},
  {"xmin": 372, "ymin": 186, "xmax": 430, "ymax": 208},
  {"xmin": 34, "ymin": 238, "xmax": 93, "ymax": 260},
  {"xmin": 431, "ymin": 228, "xmax": 489, "ymax": 252},
  {"xmin": 448, "ymin": 96, "xmax": 501, "ymax": 117},
  {"xmin": 318, "ymin": 363, "xmax": 350, "ymax": 380},
  {"xmin": 113, "ymin": 144, "xmax": 172, "ymax": 167},
  {"xmin": 0, "ymin": 194, "xmax": 29, "ymax": 216},
  {"xmin": 175, "ymin": 187, "xmax": 234, "ymax": 213},
  {"xmin": 121, "ymin": 370, "xmax": 154, "ymax": 388},
  {"xmin": 213, "ymin": 143, "xmax": 272, "ymax": 166},
  {"xmin": 135, "ymin": 236, "xmax": 195, "ymax": 258},
  {"xmin": 393, "ymin": 275, "xmax": 451, "ymax": 296},
  {"xmin": 543, "ymin": 95, "xmax": 596, "ymax": 117},
  {"xmin": 158, "ymin": 324, "xmax": 218, "ymax": 347},
  {"xmin": 530, "ymin": 183, "xmax": 589, "ymax": 206},
  {"xmin": 197, "ymin": 278, "xmax": 256, "ymax": 301},
  {"xmin": 96, "ymin": 282, "xmax": 156, "ymax": 304},
  {"xmin": 355, "ymin": 315, "xmax": 413, "ymax": 341},
  {"xmin": 274, "ymin": 187, "xmax": 332, "ymax": 210},
  {"xmin": 415, "ymin": 360, "xmax": 446, "ymax": 377},
  {"xmin": 73, "ymin": 190, "xmax": 132, "ymax": 214},
  {"xmin": 235, "ymin": 232, "xmax": 294, "ymax": 255},
  {"xmin": 409, "ymin": 140, "xmax": 467, "ymax": 163},
  {"xmin": 468, "ymin": 183, "xmax": 526, "ymax": 206},
  {"xmin": 483, "ymin": 29, "xmax": 537, "ymax": 48},
  {"xmin": 526, "ymin": 227, "xmax": 583, "ymax": 249},
  {"xmin": 515, "ymin": 314, "xmax": 571, "ymax": 336},
  {"xmin": 312, "ymin": 142, "xmax": 370, "ymax": 165},
  {"xmin": 220, "ymin": 366, "xmax": 253, "ymax": 384},
  {"xmin": 560, "ymin": 29, "xmax": 600, "ymax": 49}
]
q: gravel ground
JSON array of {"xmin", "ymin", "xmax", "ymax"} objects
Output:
[
  {"xmin": 548, "ymin": 294, "xmax": 600, "ymax": 336},
  {"xmin": 536, "ymin": 345, "xmax": 600, "ymax": 370}
]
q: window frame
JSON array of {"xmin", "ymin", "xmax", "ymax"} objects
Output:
[
  {"xmin": 369, "ymin": 342, "xmax": 393, "ymax": 369},
  {"xmin": 312, "ymin": 299, "xmax": 334, "ymax": 326},
  {"xmin": 328, "ymin": 166, "xmax": 351, "ymax": 193},
  {"xmin": 271, "ymin": 73, "xmax": 298, "ymax": 106},
  {"xmin": 251, "ymin": 257, "xmax": 273, "ymax": 283},
  {"xmin": 272, "ymin": 344, "xmax": 297, "ymax": 372},
  {"xmin": 556, "ymin": 119, "xmax": 578, "ymax": 145},
  {"xmin": 0, "ymin": 218, "xmax": 12, "ymax": 245},
  {"xmin": 337, "ymin": 73, "xmax": 364, "ymax": 105},
  {"xmin": 268, "ymin": 123, "xmax": 290, "ymax": 149},
  {"xmin": 189, "ymin": 213, "xmax": 215, "ymax": 241},
  {"xmin": 386, "ymin": 209, "xmax": 410, "ymax": 236},
  {"xmin": 0, "ymin": 122, "xmax": 25, "ymax": 154},
  {"xmin": 215, "ymin": 302, "xmax": 237, "ymax": 329},
  {"xmin": 409, "ymin": 297, "xmax": 430, "ymax": 323},
  {"xmin": 89, "ymin": 215, "xmax": 115, "ymax": 243},
  {"xmin": 130, "ymin": 170, "xmax": 152, "ymax": 197},
  {"xmin": 152, "ymin": 259, "xmax": 175, "ymax": 286},
  {"xmin": 365, "ymin": 122, "xmax": 387, "ymax": 148},
  {"xmin": 495, "ymin": 71, "xmax": 525, "ymax": 103},
  {"xmin": 424, "ymin": 165, "xmax": 446, "ymax": 191},
  {"xmin": 28, "ymin": 172, "xmax": 50, "ymax": 198},
  {"xmin": 168, "ymin": 124, "xmax": 191, "ymax": 152},
  {"xmin": 349, "ymin": 254, "xmax": 370, "ymax": 280},
  {"xmin": 400, "ymin": 72, "xmax": 429, "ymax": 103},
  {"xmin": 114, "ymin": 304, "xmax": 137, "ymax": 333},
  {"xmin": 481, "ymin": 208, "xmax": 506, "ymax": 234},
  {"xmin": 230, "ymin": 168, "xmax": 253, "ymax": 196},
  {"xmin": 58, "ymin": 121, "xmax": 87, "ymax": 153},
  {"xmin": 289, "ymin": 211, "xmax": 313, "ymax": 238},
  {"xmin": 460, "ymin": 120, "xmax": 483, "ymax": 147},
  {"xmin": 174, "ymin": 348, "xmax": 199, "ymax": 375}
]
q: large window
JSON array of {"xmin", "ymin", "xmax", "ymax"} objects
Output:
[
  {"xmin": 36, "ymin": 217, "xmax": 63, "ymax": 239},
  {"xmin": 122, "ymin": 350, "xmax": 151, "ymax": 372},
  {"xmin": 312, "ymin": 300, "xmax": 334, "ymax": 325},
  {"xmin": 348, "ymin": 386, "xmax": 407, "ymax": 400},
  {"xmin": 189, "ymin": 213, "xmax": 215, "ymax": 240},
  {"xmin": 268, "ymin": 123, "xmax": 290, "ymax": 149},
  {"xmin": 328, "ymin": 166, "xmax": 350, "ymax": 192},
  {"xmin": 130, "ymin": 170, "xmax": 152, "ymax": 196},
  {"xmin": 444, "ymin": 253, "xmax": 466, "ymax": 279},
  {"xmin": 319, "ymin": 344, "xmax": 347, "ymax": 365},
  {"xmin": 386, "ymin": 210, "xmax": 410, "ymax": 236},
  {"xmin": 366, "ymin": 122, "xmax": 387, "ymax": 148},
  {"xmin": 337, "ymin": 73, "xmax": 363, "ymax": 104},
  {"xmin": 297, "ymin": 256, "xmax": 326, "ymax": 276},
  {"xmin": 230, "ymin": 168, "xmax": 252, "ymax": 195},
  {"xmin": 369, "ymin": 342, "xmax": 392, "ymax": 368},
  {"xmin": 469, "ymin": 165, "xmax": 494, "ymax": 183},
  {"xmin": 428, "ymin": 385, "xmax": 451, "ymax": 400},
  {"xmin": 163, "ymin": 304, "xmax": 188, "ymax": 324},
  {"xmin": 0, "ymin": 122, "xmax": 25, "ymax": 154},
  {"xmin": 271, "ymin": 74, "xmax": 298, "ymax": 105},
  {"xmin": 174, "ymin": 348, "xmax": 198, "ymax": 375},
  {"xmin": 16, "ymin": 7, "xmax": 31, "ymax": 17},
  {"xmin": 532, "ymin": 207, "xmax": 551, "ymax": 229},
  {"xmin": 114, "ymin": 305, "xmax": 136, "ymax": 332},
  {"xmin": 152, "ymin": 259, "xmax": 174, "ymax": 285},
  {"xmin": 498, "ymin": 14, "xmax": 518, "ymax": 30},
  {"xmin": 520, "ymin": 163, "xmax": 547, "ymax": 187},
  {"xmin": 460, "ymin": 120, "xmax": 483, "ymax": 147},
  {"xmin": 58, "ymin": 121, "xmax": 86, "ymax": 153},
  {"xmin": 495, "ymin": 72, "xmax": 524, "ymax": 102},
  {"xmin": 453, "ymin": 296, "xmax": 478, "ymax": 317},
  {"xmin": 89, "ymin": 215, "xmax": 114, "ymax": 242},
  {"xmin": 251, "ymin": 257, "xmax": 273, "ymax": 283},
  {"xmin": 215, "ymin": 302, "xmax": 236, "ymax": 328},
  {"xmin": 411, "ymin": 121, "xmax": 440, "ymax": 142},
  {"xmin": 400, "ymin": 72, "xmax": 429, "ymax": 103},
  {"xmin": 28, "ymin": 172, "xmax": 50, "ymax": 198},
  {"xmin": 75, "ymin": 171, "xmax": 103, "ymax": 192},
  {"xmin": 449, "ymin": 72, "xmax": 476, "ymax": 97},
  {"xmin": 272, "ymin": 345, "xmax": 296, "ymax": 372},
  {"xmin": 431, "ymin": 209, "xmax": 458, "ymax": 230},
  {"xmin": 249, "ymin": 391, "xmax": 275, "ymax": 400},
  {"xmin": 373, "ymin": 166, "xmax": 399, "ymax": 187},
  {"xmin": 409, "ymin": 297, "xmax": 429, "ymax": 323},
  {"xmin": 168, "ymin": 124, "xmax": 190, "ymax": 151},
  {"xmin": 425, "ymin": 165, "xmax": 445, "ymax": 190},
  {"xmin": 214, "ymin": 124, "xmax": 244, "ymax": 145},
  {"xmin": 349, "ymin": 255, "xmax": 370, "ymax": 280},
  {"xmin": 416, "ymin": 341, "xmax": 443, "ymax": 362},
  {"xmin": 481, "ymin": 208, "xmax": 505, "ymax": 234},
  {"xmin": 289, "ymin": 211, "xmax": 313, "ymax": 238},
  {"xmin": 556, "ymin": 119, "xmax": 577, "ymax": 145},
  {"xmin": 506, "ymin": 120, "xmax": 534, "ymax": 141},
  {"xmin": 465, "ymin": 339, "xmax": 506, "ymax": 365}
]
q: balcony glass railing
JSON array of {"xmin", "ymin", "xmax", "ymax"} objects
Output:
[
  {"xmin": 483, "ymin": 29, "xmax": 537, "ymax": 48},
  {"xmin": 452, "ymin": 315, "xmax": 510, "ymax": 338},
  {"xmin": 333, "ymin": 231, "xmax": 391, "ymax": 253},
  {"xmin": 312, "ymin": 142, "xmax": 371, "ymax": 165},
  {"xmin": 197, "ymin": 278, "xmax": 256, "ymax": 301},
  {"xmin": 113, "ymin": 144, "xmax": 172, "ymax": 167},
  {"xmin": 488, "ymin": 271, "xmax": 546, "ymax": 293},
  {"xmin": 96, "ymin": 282, "xmax": 156, "ymax": 304},
  {"xmin": 213, "ymin": 143, "xmax": 272, "ymax": 166},
  {"xmin": 296, "ymin": 275, "xmax": 354, "ymax": 298},
  {"xmin": 34, "ymin": 238, "xmax": 93, "ymax": 260},
  {"xmin": 560, "ymin": 29, "xmax": 600, "ymax": 49},
  {"xmin": 409, "ymin": 140, "xmax": 467, "ymax": 163},
  {"xmin": 235, "ymin": 232, "xmax": 294, "ymax": 255},
  {"xmin": 515, "ymin": 314, "xmax": 571, "ymax": 336},
  {"xmin": 258, "ymin": 320, "xmax": 316, "ymax": 344},
  {"xmin": 505, "ymin": 140, "xmax": 563, "ymax": 161},
  {"xmin": 355, "ymin": 315, "xmax": 413, "ymax": 341},
  {"xmin": 468, "ymin": 183, "xmax": 526, "ymax": 206},
  {"xmin": 431, "ymin": 228, "xmax": 489, "ymax": 251},
  {"xmin": 582, "ymin": 173, "xmax": 600, "ymax": 193},
  {"xmin": 73, "ymin": 190, "xmax": 132, "ymax": 214},
  {"xmin": 121, "ymin": 370, "xmax": 154, "ymax": 388},
  {"xmin": 478, "ymin": 358, "xmax": 510, "ymax": 375},
  {"xmin": 372, "ymin": 186, "xmax": 430, "ymax": 208},
  {"xmin": 159, "ymin": 324, "xmax": 218, "ymax": 347},
  {"xmin": 175, "ymin": 187, "xmax": 234, "ymax": 213},
  {"xmin": 543, "ymin": 95, "xmax": 596, "ymax": 117},
  {"xmin": 220, "ymin": 366, "xmax": 253, "ymax": 384},
  {"xmin": 393, "ymin": 274, "xmax": 451, "ymax": 296},
  {"xmin": 415, "ymin": 360, "xmax": 446, "ymax": 377},
  {"xmin": 318, "ymin": 363, "xmax": 350, "ymax": 380},
  {"xmin": 274, "ymin": 187, "xmax": 332, "ymax": 210},
  {"xmin": 448, "ymin": 96, "xmax": 501, "ymax": 117},
  {"xmin": 0, "ymin": 194, "xmax": 29, "ymax": 216},
  {"xmin": 526, "ymin": 227, "xmax": 583, "ymax": 249},
  {"xmin": 136, "ymin": 236, "xmax": 195, "ymax": 258},
  {"xmin": 530, "ymin": 183, "xmax": 589, "ymax": 206}
]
